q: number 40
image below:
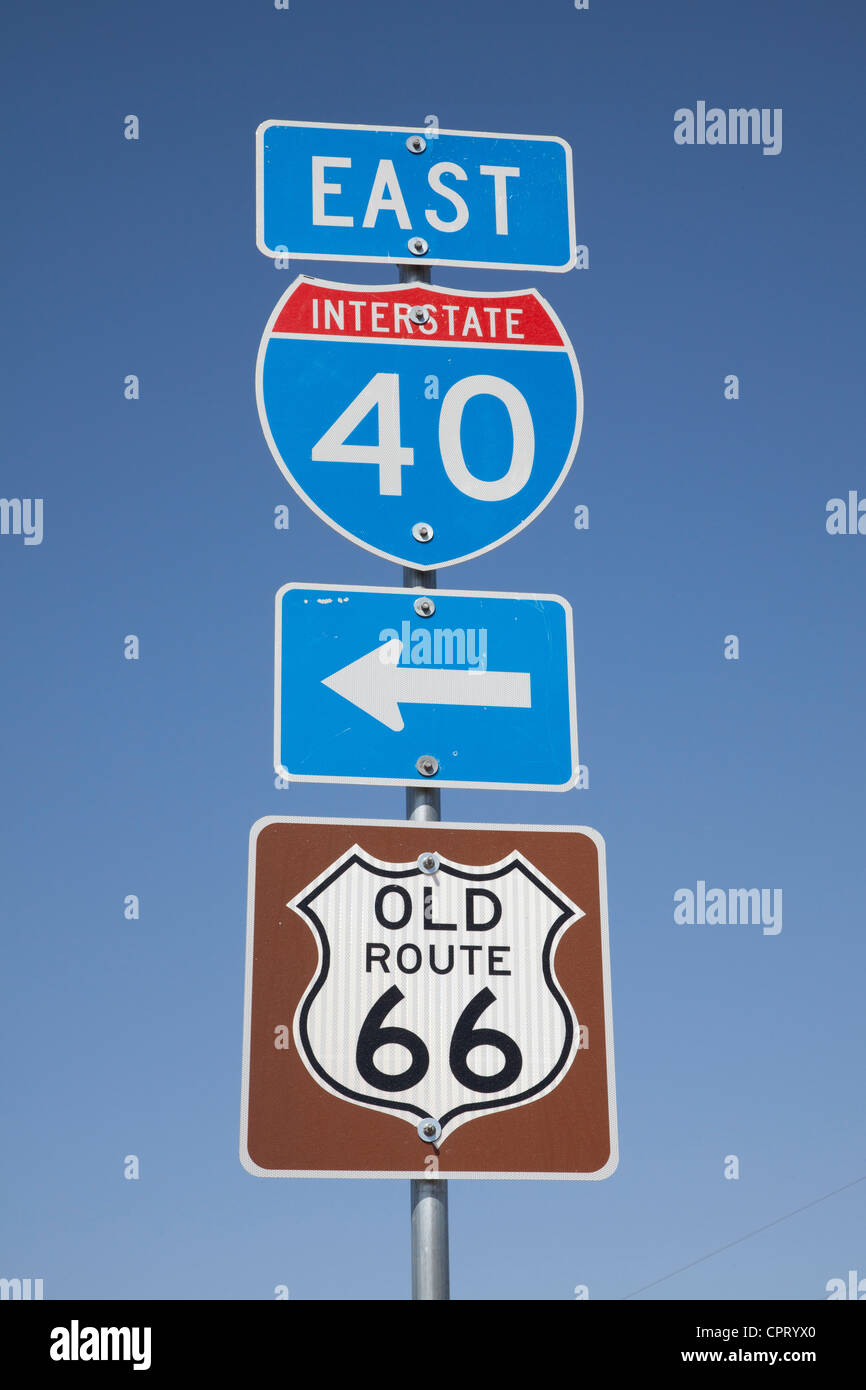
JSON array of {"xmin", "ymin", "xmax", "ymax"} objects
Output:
[{"xmin": 311, "ymin": 371, "xmax": 535, "ymax": 500}]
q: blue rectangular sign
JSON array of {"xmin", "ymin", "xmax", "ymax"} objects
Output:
[
  {"xmin": 256, "ymin": 121, "xmax": 576, "ymax": 272},
  {"xmin": 275, "ymin": 583, "xmax": 579, "ymax": 791}
]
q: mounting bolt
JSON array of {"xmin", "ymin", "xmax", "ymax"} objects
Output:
[
  {"xmin": 409, "ymin": 305, "xmax": 429, "ymax": 325},
  {"xmin": 408, "ymin": 236, "xmax": 429, "ymax": 256},
  {"xmin": 413, "ymin": 595, "xmax": 435, "ymax": 618},
  {"xmin": 417, "ymin": 852, "xmax": 440, "ymax": 875},
  {"xmin": 412, "ymin": 521, "xmax": 434, "ymax": 543},
  {"xmin": 418, "ymin": 1118, "xmax": 441, "ymax": 1143},
  {"xmin": 406, "ymin": 134, "xmax": 427, "ymax": 154},
  {"xmin": 416, "ymin": 755, "xmax": 439, "ymax": 778}
]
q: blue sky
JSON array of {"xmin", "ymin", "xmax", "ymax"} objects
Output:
[{"xmin": 1, "ymin": 0, "xmax": 864, "ymax": 1300}]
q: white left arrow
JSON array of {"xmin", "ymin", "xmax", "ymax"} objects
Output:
[{"xmin": 321, "ymin": 638, "xmax": 532, "ymax": 732}]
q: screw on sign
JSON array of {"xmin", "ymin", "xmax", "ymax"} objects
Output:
[
  {"xmin": 240, "ymin": 818, "xmax": 617, "ymax": 1180},
  {"xmin": 256, "ymin": 277, "xmax": 583, "ymax": 570}
]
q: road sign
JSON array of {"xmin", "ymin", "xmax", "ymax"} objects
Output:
[
  {"xmin": 256, "ymin": 121, "xmax": 577, "ymax": 272},
  {"xmin": 274, "ymin": 582, "xmax": 579, "ymax": 791},
  {"xmin": 240, "ymin": 817, "xmax": 617, "ymax": 1180},
  {"xmin": 256, "ymin": 277, "xmax": 582, "ymax": 570}
]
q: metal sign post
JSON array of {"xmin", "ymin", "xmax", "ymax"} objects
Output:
[
  {"xmin": 244, "ymin": 117, "xmax": 616, "ymax": 1309},
  {"xmin": 401, "ymin": 262, "xmax": 450, "ymax": 1301}
]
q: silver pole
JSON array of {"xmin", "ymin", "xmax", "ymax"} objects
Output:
[
  {"xmin": 400, "ymin": 260, "xmax": 449, "ymax": 1301},
  {"xmin": 410, "ymin": 1179, "xmax": 450, "ymax": 1300}
]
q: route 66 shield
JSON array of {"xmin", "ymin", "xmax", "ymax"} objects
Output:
[
  {"xmin": 292, "ymin": 845, "xmax": 580, "ymax": 1142},
  {"xmin": 241, "ymin": 817, "xmax": 617, "ymax": 1180}
]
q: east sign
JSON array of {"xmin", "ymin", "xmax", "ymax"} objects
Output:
[{"xmin": 256, "ymin": 121, "xmax": 577, "ymax": 272}]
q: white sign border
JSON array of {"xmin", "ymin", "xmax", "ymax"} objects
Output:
[
  {"xmin": 255, "ymin": 119, "xmax": 578, "ymax": 272},
  {"xmin": 240, "ymin": 815, "xmax": 618, "ymax": 1181},
  {"xmin": 273, "ymin": 581, "xmax": 580, "ymax": 792},
  {"xmin": 255, "ymin": 275, "xmax": 584, "ymax": 572}
]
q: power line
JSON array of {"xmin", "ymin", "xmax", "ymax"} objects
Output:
[{"xmin": 622, "ymin": 1172, "xmax": 866, "ymax": 1299}]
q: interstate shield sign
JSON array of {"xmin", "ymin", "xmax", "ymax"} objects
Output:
[{"xmin": 255, "ymin": 277, "xmax": 582, "ymax": 570}]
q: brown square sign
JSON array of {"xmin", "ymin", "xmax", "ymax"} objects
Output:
[{"xmin": 240, "ymin": 816, "xmax": 617, "ymax": 1180}]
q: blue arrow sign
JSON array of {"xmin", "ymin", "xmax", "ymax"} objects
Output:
[
  {"xmin": 257, "ymin": 278, "xmax": 582, "ymax": 571},
  {"xmin": 275, "ymin": 583, "xmax": 579, "ymax": 791},
  {"xmin": 256, "ymin": 121, "xmax": 576, "ymax": 272}
]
